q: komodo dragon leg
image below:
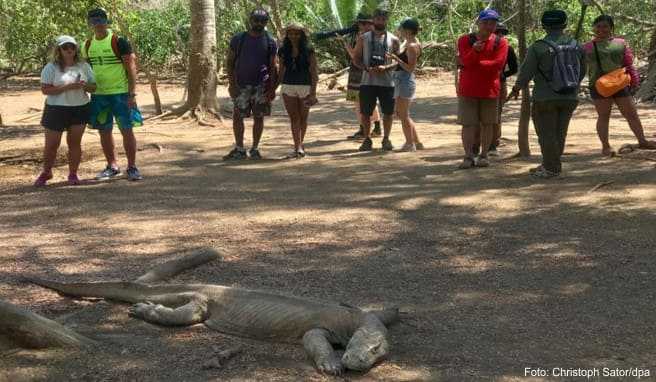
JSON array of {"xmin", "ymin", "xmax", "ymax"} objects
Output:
[
  {"xmin": 128, "ymin": 292, "xmax": 209, "ymax": 326},
  {"xmin": 302, "ymin": 328, "xmax": 344, "ymax": 376}
]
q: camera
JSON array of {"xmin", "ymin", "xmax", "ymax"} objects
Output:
[
  {"xmin": 370, "ymin": 54, "xmax": 386, "ymax": 67},
  {"xmin": 312, "ymin": 25, "xmax": 358, "ymax": 41}
]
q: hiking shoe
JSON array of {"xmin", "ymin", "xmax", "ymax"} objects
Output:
[
  {"xmin": 531, "ymin": 167, "xmax": 559, "ymax": 179},
  {"xmin": 67, "ymin": 174, "xmax": 81, "ymax": 186},
  {"xmin": 347, "ymin": 127, "xmax": 365, "ymax": 140},
  {"xmin": 359, "ymin": 138, "xmax": 373, "ymax": 152},
  {"xmin": 127, "ymin": 166, "xmax": 143, "ymax": 181},
  {"xmin": 96, "ymin": 165, "xmax": 121, "ymax": 180},
  {"xmin": 248, "ymin": 148, "xmax": 262, "ymax": 160},
  {"xmin": 458, "ymin": 157, "xmax": 475, "ymax": 169},
  {"xmin": 381, "ymin": 138, "xmax": 394, "ymax": 151},
  {"xmin": 488, "ymin": 145, "xmax": 500, "ymax": 157},
  {"xmin": 34, "ymin": 172, "xmax": 53, "ymax": 187},
  {"xmin": 401, "ymin": 142, "xmax": 417, "ymax": 152},
  {"xmin": 223, "ymin": 147, "xmax": 247, "ymax": 160},
  {"xmin": 415, "ymin": 142, "xmax": 425, "ymax": 150},
  {"xmin": 297, "ymin": 149, "xmax": 306, "ymax": 158},
  {"xmin": 371, "ymin": 123, "xmax": 382, "ymax": 137},
  {"xmin": 474, "ymin": 156, "xmax": 490, "ymax": 167}
]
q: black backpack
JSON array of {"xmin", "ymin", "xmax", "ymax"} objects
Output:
[{"xmin": 536, "ymin": 39, "xmax": 582, "ymax": 94}]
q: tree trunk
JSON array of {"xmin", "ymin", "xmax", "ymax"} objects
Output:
[
  {"xmin": 146, "ymin": 68, "xmax": 163, "ymax": 115},
  {"xmin": 517, "ymin": 0, "xmax": 531, "ymax": 157},
  {"xmin": 152, "ymin": 0, "xmax": 222, "ymax": 125},
  {"xmin": 267, "ymin": 0, "xmax": 285, "ymax": 41}
]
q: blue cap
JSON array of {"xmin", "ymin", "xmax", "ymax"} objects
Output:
[{"xmin": 478, "ymin": 9, "xmax": 500, "ymax": 22}]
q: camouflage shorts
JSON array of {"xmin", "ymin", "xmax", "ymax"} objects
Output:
[{"xmin": 233, "ymin": 85, "xmax": 271, "ymax": 118}]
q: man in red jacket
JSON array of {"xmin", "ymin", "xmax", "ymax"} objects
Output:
[{"xmin": 456, "ymin": 9, "xmax": 508, "ymax": 169}]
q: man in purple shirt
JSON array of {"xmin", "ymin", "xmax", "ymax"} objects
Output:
[{"xmin": 224, "ymin": 9, "xmax": 279, "ymax": 160}]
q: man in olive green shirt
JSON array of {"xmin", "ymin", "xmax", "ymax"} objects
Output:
[{"xmin": 508, "ymin": 10, "xmax": 586, "ymax": 178}]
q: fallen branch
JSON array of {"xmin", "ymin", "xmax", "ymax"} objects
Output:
[
  {"xmin": 318, "ymin": 67, "xmax": 349, "ymax": 83},
  {"xmin": 135, "ymin": 248, "xmax": 221, "ymax": 283},
  {"xmin": 588, "ymin": 181, "xmax": 615, "ymax": 193},
  {"xmin": 0, "ymin": 299, "xmax": 94, "ymax": 350}
]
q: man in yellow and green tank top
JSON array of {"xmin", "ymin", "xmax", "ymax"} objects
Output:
[{"xmin": 83, "ymin": 8, "xmax": 143, "ymax": 181}]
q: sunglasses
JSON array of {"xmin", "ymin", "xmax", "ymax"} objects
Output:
[{"xmin": 60, "ymin": 44, "xmax": 77, "ymax": 51}]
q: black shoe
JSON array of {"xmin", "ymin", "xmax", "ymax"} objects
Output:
[
  {"xmin": 348, "ymin": 126, "xmax": 365, "ymax": 140},
  {"xmin": 223, "ymin": 147, "xmax": 247, "ymax": 160},
  {"xmin": 381, "ymin": 137, "xmax": 394, "ymax": 151},
  {"xmin": 248, "ymin": 148, "xmax": 262, "ymax": 160},
  {"xmin": 472, "ymin": 145, "xmax": 480, "ymax": 156},
  {"xmin": 371, "ymin": 122, "xmax": 382, "ymax": 137},
  {"xmin": 359, "ymin": 138, "xmax": 373, "ymax": 152}
]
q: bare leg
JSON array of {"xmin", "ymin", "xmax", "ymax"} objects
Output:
[
  {"xmin": 302, "ymin": 328, "xmax": 343, "ymax": 376},
  {"xmin": 283, "ymin": 95, "xmax": 302, "ymax": 151},
  {"xmin": 252, "ymin": 116, "xmax": 264, "ymax": 149},
  {"xmin": 371, "ymin": 105, "xmax": 380, "ymax": 123},
  {"xmin": 462, "ymin": 125, "xmax": 477, "ymax": 158},
  {"xmin": 382, "ymin": 113, "xmax": 393, "ymax": 139},
  {"xmin": 232, "ymin": 109, "xmax": 245, "ymax": 148},
  {"xmin": 479, "ymin": 123, "xmax": 494, "ymax": 157},
  {"xmin": 299, "ymin": 100, "xmax": 310, "ymax": 145},
  {"xmin": 361, "ymin": 113, "xmax": 372, "ymax": 138},
  {"xmin": 593, "ymin": 98, "xmax": 614, "ymax": 155},
  {"xmin": 99, "ymin": 129, "xmax": 118, "ymax": 168},
  {"xmin": 66, "ymin": 124, "xmax": 85, "ymax": 175},
  {"xmin": 614, "ymin": 96, "xmax": 656, "ymax": 148},
  {"xmin": 120, "ymin": 128, "xmax": 137, "ymax": 168},
  {"xmin": 395, "ymin": 97, "xmax": 413, "ymax": 145},
  {"xmin": 42, "ymin": 129, "xmax": 63, "ymax": 174},
  {"xmin": 128, "ymin": 292, "xmax": 208, "ymax": 326}
]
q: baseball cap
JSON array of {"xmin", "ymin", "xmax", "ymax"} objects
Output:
[
  {"xmin": 56, "ymin": 35, "xmax": 78, "ymax": 46},
  {"xmin": 250, "ymin": 9, "xmax": 270, "ymax": 21},
  {"xmin": 478, "ymin": 9, "xmax": 500, "ymax": 22},
  {"xmin": 541, "ymin": 10, "xmax": 567, "ymax": 27},
  {"xmin": 88, "ymin": 8, "xmax": 110, "ymax": 25}
]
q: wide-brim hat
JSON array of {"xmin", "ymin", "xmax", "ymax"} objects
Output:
[
  {"xmin": 283, "ymin": 23, "xmax": 310, "ymax": 38},
  {"xmin": 356, "ymin": 12, "xmax": 373, "ymax": 23}
]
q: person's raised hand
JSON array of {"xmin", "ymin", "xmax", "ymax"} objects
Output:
[{"xmin": 473, "ymin": 41, "xmax": 485, "ymax": 52}]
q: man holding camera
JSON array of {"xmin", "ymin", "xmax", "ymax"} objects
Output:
[{"xmin": 353, "ymin": 9, "xmax": 400, "ymax": 151}]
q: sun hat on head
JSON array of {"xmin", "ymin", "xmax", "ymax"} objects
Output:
[
  {"xmin": 283, "ymin": 23, "xmax": 310, "ymax": 38},
  {"xmin": 478, "ymin": 9, "xmax": 500, "ymax": 22},
  {"xmin": 356, "ymin": 12, "xmax": 373, "ymax": 23},
  {"xmin": 373, "ymin": 8, "xmax": 389, "ymax": 18},
  {"xmin": 541, "ymin": 10, "xmax": 567, "ymax": 27},
  {"xmin": 56, "ymin": 35, "xmax": 78, "ymax": 46}
]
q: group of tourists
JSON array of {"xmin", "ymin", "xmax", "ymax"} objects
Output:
[{"xmin": 34, "ymin": 7, "xmax": 655, "ymax": 186}]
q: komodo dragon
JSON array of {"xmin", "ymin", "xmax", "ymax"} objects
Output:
[{"xmin": 27, "ymin": 278, "xmax": 400, "ymax": 375}]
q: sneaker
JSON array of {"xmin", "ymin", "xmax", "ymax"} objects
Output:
[
  {"xmin": 529, "ymin": 165, "xmax": 544, "ymax": 174},
  {"xmin": 248, "ymin": 148, "xmax": 262, "ymax": 160},
  {"xmin": 458, "ymin": 157, "xmax": 475, "ymax": 169},
  {"xmin": 359, "ymin": 138, "xmax": 373, "ymax": 152},
  {"xmin": 297, "ymin": 149, "xmax": 306, "ymax": 158},
  {"xmin": 347, "ymin": 127, "xmax": 365, "ymax": 140},
  {"xmin": 488, "ymin": 145, "xmax": 499, "ymax": 157},
  {"xmin": 474, "ymin": 156, "xmax": 490, "ymax": 167},
  {"xmin": 381, "ymin": 138, "xmax": 394, "ymax": 151},
  {"xmin": 127, "ymin": 166, "xmax": 143, "ymax": 181},
  {"xmin": 371, "ymin": 123, "xmax": 382, "ymax": 137},
  {"xmin": 222, "ymin": 147, "xmax": 247, "ymax": 160},
  {"xmin": 34, "ymin": 172, "xmax": 53, "ymax": 187},
  {"xmin": 415, "ymin": 142, "xmax": 425, "ymax": 150},
  {"xmin": 67, "ymin": 174, "xmax": 81, "ymax": 186},
  {"xmin": 531, "ymin": 167, "xmax": 559, "ymax": 179},
  {"xmin": 400, "ymin": 142, "xmax": 417, "ymax": 152},
  {"xmin": 96, "ymin": 165, "xmax": 121, "ymax": 180}
]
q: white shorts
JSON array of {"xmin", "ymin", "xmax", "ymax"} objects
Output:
[{"xmin": 281, "ymin": 84, "xmax": 311, "ymax": 98}]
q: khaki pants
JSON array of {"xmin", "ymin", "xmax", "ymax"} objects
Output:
[
  {"xmin": 457, "ymin": 96, "xmax": 499, "ymax": 126},
  {"xmin": 531, "ymin": 100, "xmax": 578, "ymax": 173}
]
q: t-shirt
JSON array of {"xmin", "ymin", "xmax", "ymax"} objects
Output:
[
  {"xmin": 40, "ymin": 62, "xmax": 95, "ymax": 106},
  {"xmin": 457, "ymin": 33, "xmax": 508, "ymax": 98},
  {"xmin": 82, "ymin": 32, "xmax": 132, "ymax": 95},
  {"xmin": 278, "ymin": 47, "xmax": 314, "ymax": 85},
  {"xmin": 230, "ymin": 32, "xmax": 277, "ymax": 87},
  {"xmin": 361, "ymin": 31, "xmax": 399, "ymax": 87}
]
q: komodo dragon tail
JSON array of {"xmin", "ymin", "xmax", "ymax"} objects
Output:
[{"xmin": 24, "ymin": 277, "xmax": 193, "ymax": 303}]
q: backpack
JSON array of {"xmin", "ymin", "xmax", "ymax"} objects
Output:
[
  {"xmin": 84, "ymin": 34, "xmax": 122, "ymax": 63},
  {"xmin": 468, "ymin": 33, "xmax": 501, "ymax": 50},
  {"xmin": 232, "ymin": 31, "xmax": 277, "ymax": 67},
  {"xmin": 536, "ymin": 39, "xmax": 582, "ymax": 94}
]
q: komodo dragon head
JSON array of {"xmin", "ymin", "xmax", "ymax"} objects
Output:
[{"xmin": 341, "ymin": 307, "xmax": 399, "ymax": 371}]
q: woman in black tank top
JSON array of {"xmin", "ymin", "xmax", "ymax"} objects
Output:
[
  {"xmin": 278, "ymin": 24, "xmax": 318, "ymax": 158},
  {"xmin": 387, "ymin": 18, "xmax": 423, "ymax": 152}
]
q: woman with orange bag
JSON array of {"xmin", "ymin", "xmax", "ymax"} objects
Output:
[{"xmin": 583, "ymin": 15, "xmax": 656, "ymax": 156}]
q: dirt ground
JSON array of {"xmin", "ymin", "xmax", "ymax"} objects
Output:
[{"xmin": 1, "ymin": 74, "xmax": 655, "ymax": 382}]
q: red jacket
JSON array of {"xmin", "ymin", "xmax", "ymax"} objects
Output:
[{"xmin": 457, "ymin": 33, "xmax": 509, "ymax": 99}]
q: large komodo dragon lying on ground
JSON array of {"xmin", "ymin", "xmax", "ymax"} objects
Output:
[{"xmin": 27, "ymin": 277, "xmax": 400, "ymax": 375}]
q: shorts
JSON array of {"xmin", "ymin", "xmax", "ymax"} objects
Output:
[
  {"xmin": 393, "ymin": 71, "xmax": 416, "ymax": 99},
  {"xmin": 233, "ymin": 85, "xmax": 271, "ymax": 118},
  {"xmin": 41, "ymin": 103, "xmax": 90, "ymax": 132},
  {"xmin": 89, "ymin": 93, "xmax": 136, "ymax": 130},
  {"xmin": 281, "ymin": 84, "xmax": 311, "ymax": 98},
  {"xmin": 457, "ymin": 96, "xmax": 499, "ymax": 126},
  {"xmin": 590, "ymin": 86, "xmax": 631, "ymax": 100},
  {"xmin": 346, "ymin": 89, "xmax": 359, "ymax": 102},
  {"xmin": 359, "ymin": 85, "xmax": 394, "ymax": 116}
]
